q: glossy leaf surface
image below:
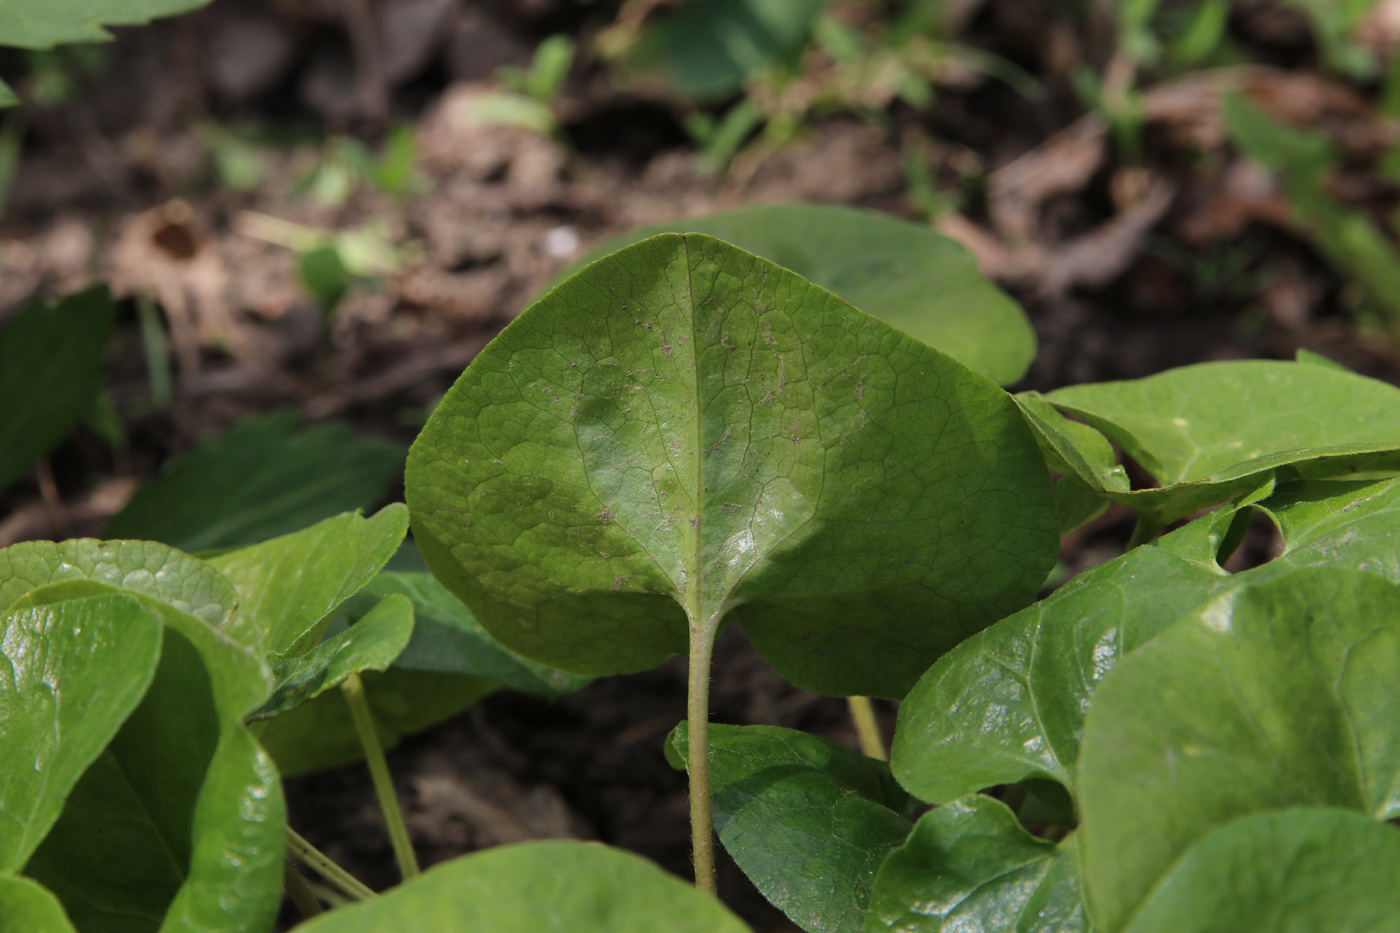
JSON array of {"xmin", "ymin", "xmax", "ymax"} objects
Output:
[
  {"xmin": 1078, "ymin": 567, "xmax": 1400, "ymax": 931},
  {"xmin": 1123, "ymin": 808, "xmax": 1400, "ymax": 933},
  {"xmin": 672, "ymin": 723, "xmax": 914, "ymax": 933},
  {"xmin": 0, "ymin": 596, "xmax": 162, "ymax": 871},
  {"xmin": 210, "ymin": 504, "xmax": 409, "ymax": 657},
  {"xmin": 256, "ymin": 668, "xmax": 496, "ymax": 776},
  {"xmin": 865, "ymin": 795, "xmax": 1086, "ymax": 933},
  {"xmin": 892, "ymin": 544, "xmax": 1228, "ymax": 804},
  {"xmin": 0, "ymin": 875, "xmax": 76, "ymax": 933},
  {"xmin": 292, "ymin": 840, "xmax": 749, "ymax": 932},
  {"xmin": 356, "ymin": 571, "xmax": 593, "ymax": 696},
  {"xmin": 1039, "ymin": 361, "xmax": 1400, "ymax": 523},
  {"xmin": 107, "ymin": 411, "xmax": 405, "ymax": 553},
  {"xmin": 20, "ymin": 589, "xmax": 283, "ymax": 933},
  {"xmin": 0, "ymin": 288, "xmax": 114, "ymax": 494},
  {"xmin": 559, "ymin": 204, "xmax": 1035, "ymax": 385},
  {"xmin": 249, "ymin": 593, "xmax": 414, "ymax": 721},
  {"xmin": 0, "ymin": 538, "xmax": 247, "ymax": 646},
  {"xmin": 409, "ymin": 233, "xmax": 1057, "ymax": 698}
]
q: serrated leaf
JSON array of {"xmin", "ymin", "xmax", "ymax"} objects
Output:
[
  {"xmin": 0, "ymin": 287, "xmax": 114, "ymax": 494},
  {"xmin": 0, "ymin": 538, "xmax": 250, "ymax": 649},
  {"xmin": 249, "ymin": 593, "xmax": 414, "ymax": 721},
  {"xmin": 891, "ymin": 544, "xmax": 1229, "ymax": 805},
  {"xmin": 557, "ymin": 204, "xmax": 1035, "ymax": 385},
  {"xmin": 408, "ymin": 233, "xmax": 1057, "ymax": 699},
  {"xmin": 0, "ymin": 875, "xmax": 76, "ymax": 933},
  {"xmin": 865, "ymin": 795, "xmax": 1087, "ymax": 933},
  {"xmin": 1122, "ymin": 808, "xmax": 1400, "ymax": 933},
  {"xmin": 353, "ymin": 571, "xmax": 593, "ymax": 696},
  {"xmin": 628, "ymin": 0, "xmax": 830, "ymax": 100},
  {"xmin": 255, "ymin": 668, "xmax": 496, "ymax": 777},
  {"xmin": 0, "ymin": 0, "xmax": 212, "ymax": 48},
  {"xmin": 22, "ymin": 595, "xmax": 284, "ymax": 933},
  {"xmin": 210, "ymin": 504, "xmax": 409, "ymax": 657},
  {"xmin": 106, "ymin": 411, "xmax": 405, "ymax": 553},
  {"xmin": 671, "ymin": 722, "xmax": 914, "ymax": 933},
  {"xmin": 1078, "ymin": 567, "xmax": 1400, "ymax": 931},
  {"xmin": 290, "ymin": 840, "xmax": 750, "ymax": 932},
  {"xmin": 1039, "ymin": 360, "xmax": 1400, "ymax": 525},
  {"xmin": 0, "ymin": 596, "xmax": 163, "ymax": 871}
]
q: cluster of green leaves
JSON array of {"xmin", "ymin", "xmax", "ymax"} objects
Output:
[{"xmin": 9, "ymin": 195, "xmax": 1400, "ymax": 932}]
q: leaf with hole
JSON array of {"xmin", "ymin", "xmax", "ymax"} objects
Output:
[
  {"xmin": 1077, "ymin": 567, "xmax": 1400, "ymax": 931},
  {"xmin": 408, "ymin": 232, "xmax": 1057, "ymax": 700},
  {"xmin": 106, "ymin": 411, "xmax": 405, "ymax": 553},
  {"xmin": 864, "ymin": 795, "xmax": 1087, "ymax": 933},
  {"xmin": 0, "ymin": 595, "xmax": 163, "ymax": 872},
  {"xmin": 670, "ymin": 722, "xmax": 915, "ymax": 933},
  {"xmin": 557, "ymin": 203, "xmax": 1035, "ymax": 385},
  {"xmin": 292, "ymin": 840, "xmax": 750, "ymax": 932}
]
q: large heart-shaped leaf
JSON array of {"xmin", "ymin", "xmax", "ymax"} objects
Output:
[
  {"xmin": 557, "ymin": 204, "xmax": 1035, "ymax": 385},
  {"xmin": 1122, "ymin": 808, "xmax": 1400, "ymax": 933},
  {"xmin": 1077, "ymin": 567, "xmax": 1400, "ymax": 931},
  {"xmin": 290, "ymin": 840, "xmax": 749, "ymax": 932},
  {"xmin": 0, "ymin": 539, "xmax": 250, "ymax": 649},
  {"xmin": 1033, "ymin": 360, "xmax": 1400, "ymax": 526},
  {"xmin": 671, "ymin": 722, "xmax": 915, "ymax": 933},
  {"xmin": 248, "ymin": 593, "xmax": 415, "ymax": 721},
  {"xmin": 408, "ymin": 233, "xmax": 1057, "ymax": 699},
  {"xmin": 0, "ymin": 288, "xmax": 114, "ymax": 494},
  {"xmin": 210, "ymin": 504, "xmax": 409, "ymax": 658},
  {"xmin": 106, "ymin": 411, "xmax": 406, "ymax": 553},
  {"xmin": 22, "ymin": 592, "xmax": 284, "ymax": 933},
  {"xmin": 355, "ymin": 571, "xmax": 593, "ymax": 696},
  {"xmin": 891, "ymin": 543, "xmax": 1229, "ymax": 805},
  {"xmin": 0, "ymin": 596, "xmax": 163, "ymax": 871},
  {"xmin": 865, "ymin": 795, "xmax": 1087, "ymax": 933},
  {"xmin": 0, "ymin": 875, "xmax": 76, "ymax": 933}
]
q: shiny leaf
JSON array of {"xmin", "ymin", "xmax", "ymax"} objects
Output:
[
  {"xmin": 408, "ymin": 233, "xmax": 1057, "ymax": 698},
  {"xmin": 671, "ymin": 722, "xmax": 915, "ymax": 933},
  {"xmin": 865, "ymin": 795, "xmax": 1087, "ymax": 933},
  {"xmin": 558, "ymin": 204, "xmax": 1035, "ymax": 385},
  {"xmin": 0, "ymin": 596, "xmax": 162, "ymax": 871},
  {"xmin": 291, "ymin": 840, "xmax": 750, "ymax": 932},
  {"xmin": 1078, "ymin": 567, "xmax": 1400, "ymax": 931}
]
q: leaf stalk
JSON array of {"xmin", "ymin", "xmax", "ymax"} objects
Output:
[
  {"xmin": 286, "ymin": 827, "xmax": 378, "ymax": 901},
  {"xmin": 846, "ymin": 695, "xmax": 887, "ymax": 761},
  {"xmin": 687, "ymin": 620, "xmax": 720, "ymax": 896},
  {"xmin": 341, "ymin": 672, "xmax": 421, "ymax": 881}
]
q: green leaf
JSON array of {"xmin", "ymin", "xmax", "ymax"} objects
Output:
[
  {"xmin": 0, "ymin": 538, "xmax": 250, "ymax": 648},
  {"xmin": 0, "ymin": 875, "xmax": 76, "ymax": 933},
  {"xmin": 1122, "ymin": 808, "xmax": 1400, "ymax": 933},
  {"xmin": 106, "ymin": 410, "xmax": 406, "ymax": 553},
  {"xmin": 557, "ymin": 204, "xmax": 1035, "ymax": 385},
  {"xmin": 23, "ymin": 599, "xmax": 284, "ymax": 933},
  {"xmin": 0, "ymin": 0, "xmax": 213, "ymax": 48},
  {"xmin": 353, "ymin": 572, "xmax": 593, "ymax": 696},
  {"xmin": 629, "ymin": 0, "xmax": 830, "ymax": 100},
  {"xmin": 0, "ymin": 287, "xmax": 114, "ymax": 494},
  {"xmin": 255, "ymin": 668, "xmax": 496, "ymax": 777},
  {"xmin": 408, "ymin": 233, "xmax": 1057, "ymax": 699},
  {"xmin": 291, "ymin": 840, "xmax": 750, "ymax": 932},
  {"xmin": 210, "ymin": 504, "xmax": 410, "ymax": 657},
  {"xmin": 865, "ymin": 795, "xmax": 1087, "ymax": 933},
  {"xmin": 1252, "ymin": 477, "xmax": 1400, "ymax": 580},
  {"xmin": 0, "ymin": 79, "xmax": 17, "ymax": 108},
  {"xmin": 670, "ymin": 723, "xmax": 914, "ymax": 933},
  {"xmin": 1078, "ymin": 567, "xmax": 1400, "ymax": 931},
  {"xmin": 299, "ymin": 245, "xmax": 352, "ymax": 311},
  {"xmin": 892, "ymin": 543, "xmax": 1229, "ymax": 805},
  {"xmin": 1041, "ymin": 360, "xmax": 1400, "ymax": 524},
  {"xmin": 0, "ymin": 596, "xmax": 163, "ymax": 871},
  {"xmin": 248, "ymin": 593, "xmax": 415, "ymax": 721}
]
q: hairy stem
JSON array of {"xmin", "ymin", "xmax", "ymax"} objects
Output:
[
  {"xmin": 846, "ymin": 695, "xmax": 887, "ymax": 761},
  {"xmin": 286, "ymin": 828, "xmax": 378, "ymax": 901},
  {"xmin": 687, "ymin": 621, "xmax": 719, "ymax": 896},
  {"xmin": 341, "ymin": 673, "xmax": 421, "ymax": 881},
  {"xmin": 283, "ymin": 859, "xmax": 324, "ymax": 919}
]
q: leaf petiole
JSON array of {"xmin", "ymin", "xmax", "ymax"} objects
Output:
[
  {"xmin": 341, "ymin": 672, "xmax": 421, "ymax": 881},
  {"xmin": 286, "ymin": 827, "xmax": 378, "ymax": 901}
]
